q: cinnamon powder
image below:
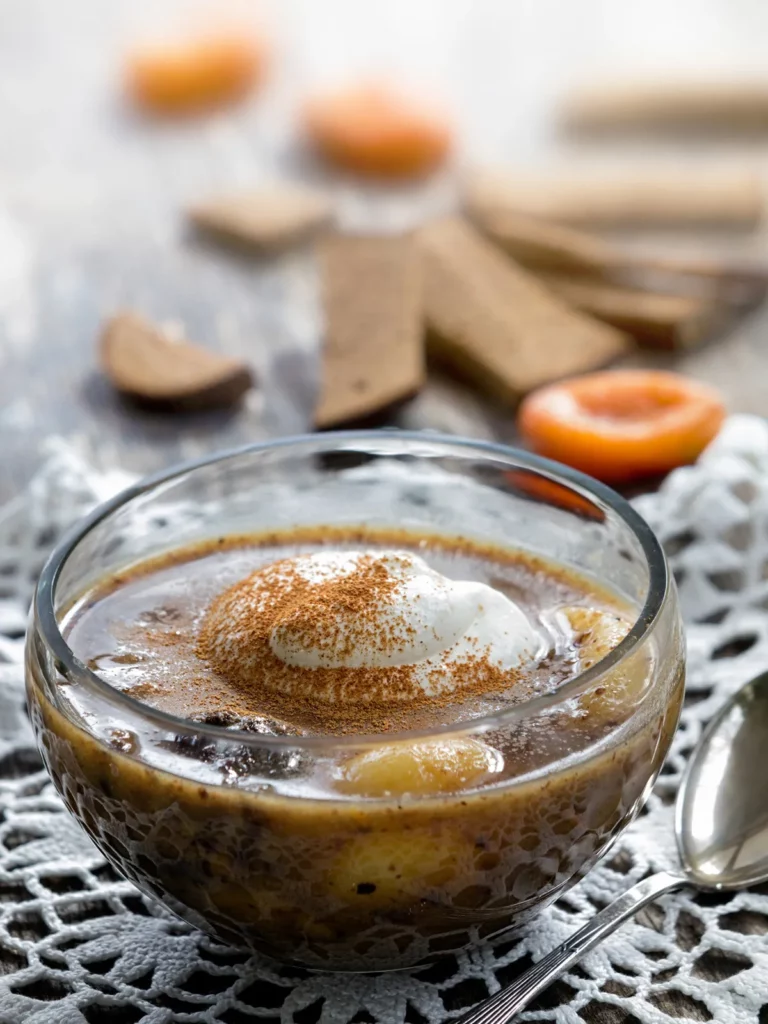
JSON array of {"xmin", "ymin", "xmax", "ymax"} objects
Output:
[
  {"xmin": 67, "ymin": 526, "xmax": 616, "ymax": 737},
  {"xmin": 196, "ymin": 551, "xmax": 519, "ymax": 734}
]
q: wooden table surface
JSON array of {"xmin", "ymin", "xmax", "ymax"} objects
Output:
[
  {"xmin": 2, "ymin": 0, "xmax": 768, "ymax": 504},
  {"xmin": 1, "ymin": 0, "xmax": 767, "ymax": 1017}
]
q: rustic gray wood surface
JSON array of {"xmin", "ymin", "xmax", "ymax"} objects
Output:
[
  {"xmin": 1, "ymin": 0, "xmax": 767, "ymax": 1015},
  {"xmin": 2, "ymin": 0, "xmax": 768, "ymax": 504}
]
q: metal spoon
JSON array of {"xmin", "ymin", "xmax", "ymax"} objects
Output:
[{"xmin": 459, "ymin": 670, "xmax": 768, "ymax": 1024}]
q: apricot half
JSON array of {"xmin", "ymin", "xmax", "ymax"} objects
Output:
[
  {"xmin": 335, "ymin": 737, "xmax": 500, "ymax": 798},
  {"xmin": 126, "ymin": 31, "xmax": 267, "ymax": 115},
  {"xmin": 304, "ymin": 83, "xmax": 452, "ymax": 178},
  {"xmin": 561, "ymin": 606, "xmax": 649, "ymax": 719},
  {"xmin": 518, "ymin": 369, "xmax": 725, "ymax": 482},
  {"xmin": 329, "ymin": 828, "xmax": 470, "ymax": 910}
]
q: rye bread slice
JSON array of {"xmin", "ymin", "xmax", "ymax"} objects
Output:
[
  {"xmin": 188, "ymin": 184, "xmax": 333, "ymax": 251},
  {"xmin": 100, "ymin": 311, "xmax": 253, "ymax": 411},
  {"xmin": 464, "ymin": 168, "xmax": 762, "ymax": 230},
  {"xmin": 417, "ymin": 218, "xmax": 629, "ymax": 404},
  {"xmin": 537, "ymin": 273, "xmax": 723, "ymax": 350},
  {"xmin": 315, "ymin": 234, "xmax": 424, "ymax": 427}
]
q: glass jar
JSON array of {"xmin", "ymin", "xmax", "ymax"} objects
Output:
[{"xmin": 26, "ymin": 432, "xmax": 684, "ymax": 971}]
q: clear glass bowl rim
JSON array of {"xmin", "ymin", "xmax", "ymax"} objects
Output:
[{"xmin": 33, "ymin": 430, "xmax": 670, "ymax": 750}]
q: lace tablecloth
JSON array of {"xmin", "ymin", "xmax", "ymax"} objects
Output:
[{"xmin": 1, "ymin": 422, "xmax": 768, "ymax": 1024}]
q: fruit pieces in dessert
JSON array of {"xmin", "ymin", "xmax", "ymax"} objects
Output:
[
  {"xmin": 303, "ymin": 83, "xmax": 453, "ymax": 178},
  {"xmin": 328, "ymin": 826, "xmax": 470, "ymax": 910},
  {"xmin": 558, "ymin": 606, "xmax": 653, "ymax": 724},
  {"xmin": 100, "ymin": 311, "xmax": 253, "ymax": 411},
  {"xmin": 518, "ymin": 369, "xmax": 726, "ymax": 482},
  {"xmin": 49, "ymin": 522, "xmax": 683, "ymax": 968},
  {"xmin": 335, "ymin": 738, "xmax": 501, "ymax": 798},
  {"xmin": 125, "ymin": 29, "xmax": 267, "ymax": 115},
  {"xmin": 314, "ymin": 234, "xmax": 424, "ymax": 427}
]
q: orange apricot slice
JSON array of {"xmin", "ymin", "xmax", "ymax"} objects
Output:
[
  {"xmin": 518, "ymin": 369, "xmax": 725, "ymax": 482},
  {"xmin": 126, "ymin": 31, "xmax": 267, "ymax": 115},
  {"xmin": 303, "ymin": 84, "xmax": 452, "ymax": 178}
]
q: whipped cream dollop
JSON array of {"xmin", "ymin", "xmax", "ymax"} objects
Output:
[{"xmin": 199, "ymin": 549, "xmax": 543, "ymax": 704}]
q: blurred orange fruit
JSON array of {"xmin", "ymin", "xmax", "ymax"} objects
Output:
[
  {"xmin": 518, "ymin": 369, "xmax": 726, "ymax": 483},
  {"xmin": 126, "ymin": 31, "xmax": 267, "ymax": 115},
  {"xmin": 304, "ymin": 83, "xmax": 453, "ymax": 178}
]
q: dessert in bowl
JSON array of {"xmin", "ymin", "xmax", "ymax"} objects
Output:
[{"xmin": 25, "ymin": 432, "xmax": 684, "ymax": 971}]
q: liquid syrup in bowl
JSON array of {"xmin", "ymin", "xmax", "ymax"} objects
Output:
[{"xmin": 58, "ymin": 529, "xmax": 645, "ymax": 798}]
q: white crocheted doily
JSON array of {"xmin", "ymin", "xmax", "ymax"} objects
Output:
[{"xmin": 1, "ymin": 423, "xmax": 768, "ymax": 1024}]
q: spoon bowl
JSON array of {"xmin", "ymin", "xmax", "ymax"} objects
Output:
[{"xmin": 678, "ymin": 668, "xmax": 768, "ymax": 889}]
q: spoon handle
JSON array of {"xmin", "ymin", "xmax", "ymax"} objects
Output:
[{"xmin": 459, "ymin": 870, "xmax": 687, "ymax": 1024}]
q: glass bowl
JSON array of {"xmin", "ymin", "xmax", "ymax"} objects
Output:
[{"xmin": 25, "ymin": 432, "xmax": 684, "ymax": 971}]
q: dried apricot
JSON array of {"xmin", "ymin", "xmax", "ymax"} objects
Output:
[
  {"xmin": 303, "ymin": 83, "xmax": 452, "ymax": 178},
  {"xmin": 329, "ymin": 829, "xmax": 469, "ymax": 910},
  {"xmin": 559, "ymin": 606, "xmax": 651, "ymax": 723},
  {"xmin": 561, "ymin": 606, "xmax": 632, "ymax": 671},
  {"xmin": 518, "ymin": 369, "xmax": 725, "ymax": 482},
  {"xmin": 126, "ymin": 31, "xmax": 267, "ymax": 115},
  {"xmin": 335, "ymin": 737, "xmax": 499, "ymax": 798}
]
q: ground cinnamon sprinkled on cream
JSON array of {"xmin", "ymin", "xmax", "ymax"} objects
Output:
[
  {"xmin": 66, "ymin": 526, "xmax": 634, "ymax": 736},
  {"xmin": 195, "ymin": 551, "xmax": 525, "ymax": 733}
]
